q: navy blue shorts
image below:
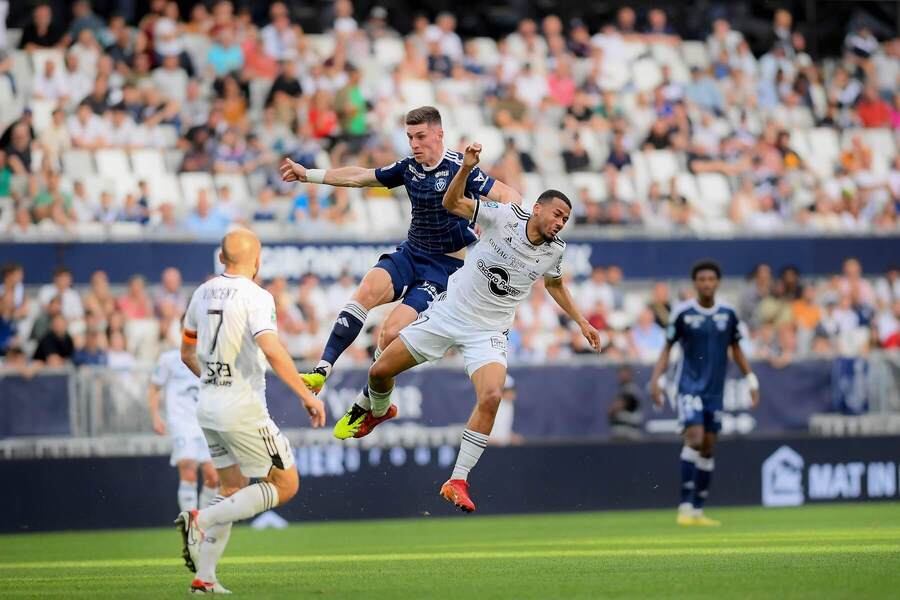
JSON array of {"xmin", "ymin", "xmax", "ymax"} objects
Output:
[
  {"xmin": 374, "ymin": 242, "xmax": 465, "ymax": 314},
  {"xmin": 677, "ymin": 393, "xmax": 724, "ymax": 433}
]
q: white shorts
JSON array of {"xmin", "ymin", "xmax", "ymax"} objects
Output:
[
  {"xmin": 202, "ymin": 418, "xmax": 295, "ymax": 478},
  {"xmin": 169, "ymin": 423, "xmax": 212, "ymax": 466},
  {"xmin": 398, "ymin": 303, "xmax": 508, "ymax": 377}
]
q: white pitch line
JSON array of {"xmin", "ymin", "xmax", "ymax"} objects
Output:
[{"xmin": 0, "ymin": 544, "xmax": 897, "ymax": 571}]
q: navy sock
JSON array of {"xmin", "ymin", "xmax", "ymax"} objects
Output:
[
  {"xmin": 680, "ymin": 446, "xmax": 698, "ymax": 505},
  {"xmin": 693, "ymin": 456, "xmax": 714, "ymax": 510},
  {"xmin": 321, "ymin": 302, "xmax": 368, "ymax": 366}
]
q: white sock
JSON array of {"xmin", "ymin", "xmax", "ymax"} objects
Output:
[
  {"xmin": 199, "ymin": 485, "xmax": 218, "ymax": 508},
  {"xmin": 197, "ymin": 495, "xmax": 232, "ymax": 583},
  {"xmin": 178, "ymin": 480, "xmax": 198, "ymax": 512},
  {"xmin": 197, "ymin": 482, "xmax": 278, "ymax": 529},
  {"xmin": 315, "ymin": 360, "xmax": 333, "ymax": 378},
  {"xmin": 368, "ymin": 385, "xmax": 393, "ymax": 418},
  {"xmin": 451, "ymin": 429, "xmax": 489, "ymax": 481},
  {"xmin": 357, "ymin": 388, "xmax": 371, "ymax": 411}
]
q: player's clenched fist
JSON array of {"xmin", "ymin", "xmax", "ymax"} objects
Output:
[
  {"xmin": 463, "ymin": 143, "xmax": 482, "ymax": 168},
  {"xmin": 280, "ymin": 157, "xmax": 307, "ymax": 183}
]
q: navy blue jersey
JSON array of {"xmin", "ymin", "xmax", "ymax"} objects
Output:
[
  {"xmin": 374, "ymin": 149, "xmax": 496, "ymax": 255},
  {"xmin": 667, "ymin": 300, "xmax": 742, "ymax": 399}
]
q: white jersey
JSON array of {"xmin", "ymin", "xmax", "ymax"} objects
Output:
[
  {"xmin": 184, "ymin": 274, "xmax": 278, "ymax": 431},
  {"xmin": 444, "ymin": 200, "xmax": 565, "ymax": 331},
  {"xmin": 151, "ymin": 349, "xmax": 201, "ymax": 430}
]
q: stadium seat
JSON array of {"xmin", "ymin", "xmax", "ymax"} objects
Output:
[
  {"xmin": 399, "ymin": 79, "xmax": 436, "ymax": 107},
  {"xmin": 108, "ymin": 222, "xmax": 145, "ymax": 239},
  {"xmin": 578, "ymin": 129, "xmax": 610, "ymax": 167},
  {"xmin": 622, "ymin": 41, "xmax": 647, "ymax": 62},
  {"xmin": 807, "ymin": 128, "xmax": 841, "ymax": 166},
  {"xmin": 130, "ymin": 149, "xmax": 167, "ymax": 179},
  {"xmin": 696, "ymin": 173, "xmax": 732, "ymax": 219},
  {"xmin": 473, "ymin": 127, "xmax": 505, "ymax": 164},
  {"xmin": 364, "ymin": 197, "xmax": 403, "ymax": 233},
  {"xmin": 306, "ymin": 34, "xmax": 336, "ymax": 60},
  {"xmin": 146, "ymin": 174, "xmax": 182, "ymax": 209},
  {"xmin": 452, "ymin": 104, "xmax": 485, "ymax": 131},
  {"xmin": 157, "ymin": 125, "xmax": 179, "ymax": 149},
  {"xmin": 374, "ymin": 37, "xmax": 405, "ymax": 67},
  {"xmin": 29, "ymin": 98, "xmax": 56, "ymax": 135},
  {"xmin": 96, "ymin": 149, "xmax": 132, "ymax": 176},
  {"xmin": 179, "ymin": 172, "xmax": 217, "ymax": 209},
  {"xmin": 61, "ymin": 150, "xmax": 95, "ymax": 177},
  {"xmin": 521, "ymin": 173, "xmax": 545, "ymax": 202},
  {"xmin": 29, "ymin": 49, "xmax": 65, "ymax": 78},
  {"xmin": 251, "ymin": 221, "xmax": 285, "ymax": 239},
  {"xmin": 645, "ymin": 150, "xmax": 680, "ymax": 185},
  {"xmin": 571, "ymin": 172, "xmax": 608, "ymax": 202},
  {"xmin": 842, "ymin": 128, "xmax": 897, "ymax": 162},
  {"xmin": 214, "ymin": 174, "xmax": 251, "ymax": 205},
  {"xmin": 11, "ymin": 51, "xmax": 33, "ymax": 99},
  {"xmin": 681, "ymin": 41, "xmax": 711, "ymax": 68},
  {"xmin": 72, "ymin": 222, "xmax": 106, "ymax": 239},
  {"xmin": 632, "ymin": 57, "xmax": 663, "ymax": 92},
  {"xmin": 471, "ymin": 37, "xmax": 500, "ymax": 67},
  {"xmin": 674, "ymin": 173, "xmax": 701, "ymax": 205},
  {"xmin": 248, "ymin": 78, "xmax": 274, "ymax": 116}
]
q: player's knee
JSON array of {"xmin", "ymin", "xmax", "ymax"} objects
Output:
[
  {"xmin": 684, "ymin": 432, "xmax": 703, "ymax": 451},
  {"xmin": 273, "ymin": 470, "xmax": 299, "ymax": 505},
  {"xmin": 368, "ymin": 359, "xmax": 393, "ymax": 385},
  {"xmin": 203, "ymin": 469, "xmax": 220, "ymax": 489},
  {"xmin": 219, "ymin": 484, "xmax": 243, "ymax": 498},
  {"xmin": 380, "ymin": 322, "xmax": 404, "ymax": 348},
  {"xmin": 178, "ymin": 462, "xmax": 198, "ymax": 482},
  {"xmin": 476, "ymin": 388, "xmax": 503, "ymax": 415}
]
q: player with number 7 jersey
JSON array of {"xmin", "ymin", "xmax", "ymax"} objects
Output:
[{"xmin": 175, "ymin": 229, "xmax": 325, "ymax": 594}]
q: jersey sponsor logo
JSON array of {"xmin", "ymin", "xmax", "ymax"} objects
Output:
[
  {"xmin": 476, "ymin": 259, "xmax": 523, "ymax": 297},
  {"xmin": 435, "ymin": 178, "xmax": 447, "ymax": 192},
  {"xmin": 483, "ymin": 200, "xmax": 498, "ymax": 208},
  {"xmin": 685, "ymin": 314, "xmax": 705, "ymax": 328},
  {"xmin": 435, "ymin": 169, "xmax": 449, "ymax": 177}
]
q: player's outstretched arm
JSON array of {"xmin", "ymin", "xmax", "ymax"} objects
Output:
[
  {"xmin": 649, "ymin": 342, "xmax": 673, "ymax": 407},
  {"xmin": 732, "ymin": 342, "xmax": 760, "ymax": 408},
  {"xmin": 280, "ymin": 157, "xmax": 381, "ymax": 188},
  {"xmin": 544, "ymin": 276, "xmax": 601, "ymax": 351},
  {"xmin": 442, "ymin": 143, "xmax": 481, "ymax": 220},
  {"xmin": 256, "ymin": 332, "xmax": 327, "ymax": 428},
  {"xmin": 484, "ymin": 178, "xmax": 522, "ymax": 205}
]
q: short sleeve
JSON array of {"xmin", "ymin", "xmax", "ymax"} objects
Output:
[
  {"xmin": 249, "ymin": 290, "xmax": 278, "ymax": 337},
  {"xmin": 472, "ymin": 199, "xmax": 510, "ymax": 231},
  {"xmin": 151, "ymin": 355, "xmax": 169, "ymax": 387},
  {"xmin": 183, "ymin": 291, "xmax": 198, "ymax": 332},
  {"xmin": 546, "ymin": 253, "xmax": 563, "ymax": 279},
  {"xmin": 730, "ymin": 312, "xmax": 743, "ymax": 344},
  {"xmin": 374, "ymin": 158, "xmax": 408, "ymax": 189},
  {"xmin": 666, "ymin": 311, "xmax": 683, "ymax": 343},
  {"xmin": 464, "ymin": 166, "xmax": 496, "ymax": 198}
]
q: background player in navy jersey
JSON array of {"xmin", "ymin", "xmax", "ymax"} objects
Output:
[
  {"xmin": 649, "ymin": 260, "xmax": 760, "ymax": 527},
  {"xmin": 280, "ymin": 106, "xmax": 521, "ymax": 428}
]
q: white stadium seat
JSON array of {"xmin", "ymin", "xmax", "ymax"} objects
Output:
[
  {"xmin": 571, "ymin": 172, "xmax": 608, "ymax": 202},
  {"xmin": 374, "ymin": 38, "xmax": 405, "ymax": 67},
  {"xmin": 645, "ymin": 150, "xmax": 680, "ymax": 184},
  {"xmin": 61, "ymin": 150, "xmax": 95, "ymax": 177},
  {"xmin": 179, "ymin": 172, "xmax": 217, "ymax": 209},
  {"xmin": 399, "ymin": 79, "xmax": 436, "ymax": 107},
  {"xmin": 29, "ymin": 98, "xmax": 56, "ymax": 135},
  {"xmin": 214, "ymin": 174, "xmax": 251, "ymax": 205},
  {"xmin": 632, "ymin": 57, "xmax": 663, "ymax": 92},
  {"xmin": 96, "ymin": 149, "xmax": 132, "ymax": 176},
  {"xmin": 130, "ymin": 149, "xmax": 167, "ymax": 179},
  {"xmin": 364, "ymin": 197, "xmax": 403, "ymax": 233},
  {"xmin": 146, "ymin": 174, "xmax": 182, "ymax": 209},
  {"xmin": 681, "ymin": 41, "xmax": 710, "ymax": 68},
  {"xmin": 696, "ymin": 173, "xmax": 732, "ymax": 219},
  {"xmin": 472, "ymin": 126, "xmax": 506, "ymax": 165}
]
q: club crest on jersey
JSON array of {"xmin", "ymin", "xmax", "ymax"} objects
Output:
[
  {"xmin": 713, "ymin": 313, "xmax": 729, "ymax": 331},
  {"xmin": 476, "ymin": 259, "xmax": 522, "ymax": 297},
  {"xmin": 435, "ymin": 178, "xmax": 447, "ymax": 192}
]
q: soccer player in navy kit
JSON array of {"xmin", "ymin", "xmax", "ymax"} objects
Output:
[
  {"xmin": 649, "ymin": 260, "xmax": 760, "ymax": 526},
  {"xmin": 280, "ymin": 106, "xmax": 521, "ymax": 433}
]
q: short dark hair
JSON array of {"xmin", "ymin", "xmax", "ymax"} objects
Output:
[
  {"xmin": 692, "ymin": 260, "xmax": 722, "ymax": 280},
  {"xmin": 536, "ymin": 189, "xmax": 572, "ymax": 209},
  {"xmin": 405, "ymin": 106, "xmax": 442, "ymax": 127},
  {"xmin": 54, "ymin": 266, "xmax": 71, "ymax": 277}
]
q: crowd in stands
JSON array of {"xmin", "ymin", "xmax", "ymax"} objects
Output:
[
  {"xmin": 0, "ymin": 1, "xmax": 897, "ymax": 238},
  {"xmin": 2, "ymin": 257, "xmax": 898, "ymax": 374}
]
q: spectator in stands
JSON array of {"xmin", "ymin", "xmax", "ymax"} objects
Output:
[
  {"xmin": 106, "ymin": 329, "xmax": 135, "ymax": 369},
  {"xmin": 33, "ymin": 314, "xmax": 74, "ymax": 366},
  {"xmin": 20, "ymin": 3, "xmax": 69, "ymax": 51},
  {"xmin": 151, "ymin": 202, "xmax": 182, "ymax": 235},
  {"xmin": 153, "ymin": 267, "xmax": 186, "ymax": 316},
  {"xmin": 72, "ymin": 327, "xmax": 108, "ymax": 366},
  {"xmin": 840, "ymin": 257, "xmax": 876, "ymax": 307},
  {"xmin": 629, "ymin": 307, "xmax": 666, "ymax": 362},
  {"xmin": 685, "ymin": 66, "xmax": 724, "ymax": 114},
  {"xmin": 32, "ymin": 171, "xmax": 75, "ymax": 227},
  {"xmin": 68, "ymin": 101, "xmax": 109, "ymax": 149},
  {"xmin": 33, "ymin": 57, "xmax": 67, "ymax": 102},
  {"xmin": 856, "ymin": 86, "xmax": 892, "ymax": 128},
  {"xmin": 152, "ymin": 54, "xmax": 189, "ymax": 105},
  {"xmin": 69, "ymin": 0, "xmax": 105, "ymax": 42},
  {"xmin": 647, "ymin": 281, "xmax": 671, "ymax": 328},
  {"xmin": 207, "ymin": 26, "xmax": 243, "ymax": 77},
  {"xmin": 116, "ymin": 274, "xmax": 153, "ymax": 320},
  {"xmin": 4, "ymin": 123, "xmax": 32, "ymax": 175},
  {"xmin": 874, "ymin": 300, "xmax": 900, "ymax": 349},
  {"xmin": 83, "ymin": 270, "xmax": 116, "ymax": 318},
  {"xmin": 38, "ymin": 267, "xmax": 84, "ymax": 322},
  {"xmin": 185, "ymin": 190, "xmax": 231, "ymax": 239},
  {"xmin": 252, "ymin": 187, "xmax": 279, "ymax": 222},
  {"xmin": 39, "ymin": 109, "xmax": 72, "ymax": 168},
  {"xmin": 0, "ymin": 264, "xmax": 28, "ymax": 323}
]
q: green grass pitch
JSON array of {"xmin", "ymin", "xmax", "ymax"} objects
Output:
[{"xmin": 1, "ymin": 503, "xmax": 898, "ymax": 598}]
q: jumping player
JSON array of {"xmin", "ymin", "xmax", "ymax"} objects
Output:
[
  {"xmin": 331, "ymin": 143, "xmax": 600, "ymax": 512},
  {"xmin": 279, "ymin": 106, "xmax": 521, "ymax": 426},
  {"xmin": 649, "ymin": 260, "xmax": 760, "ymax": 527}
]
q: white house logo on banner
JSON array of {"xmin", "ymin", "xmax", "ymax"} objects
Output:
[{"xmin": 762, "ymin": 445, "xmax": 805, "ymax": 507}]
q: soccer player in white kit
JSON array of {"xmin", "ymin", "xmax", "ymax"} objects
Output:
[
  {"xmin": 174, "ymin": 229, "xmax": 326, "ymax": 594},
  {"xmin": 149, "ymin": 348, "xmax": 219, "ymax": 512},
  {"xmin": 334, "ymin": 143, "xmax": 601, "ymax": 512}
]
